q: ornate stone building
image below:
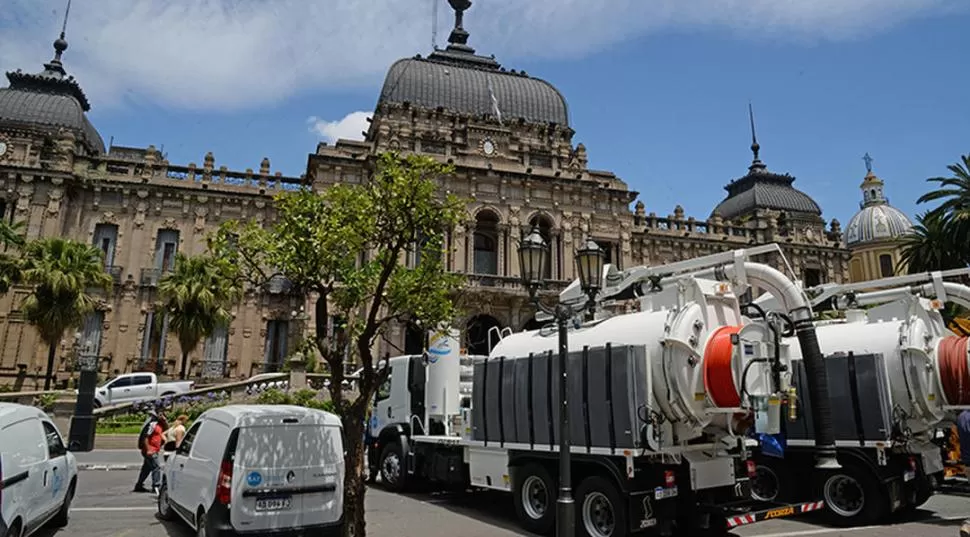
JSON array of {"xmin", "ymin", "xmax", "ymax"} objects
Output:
[
  {"xmin": 0, "ymin": 2, "xmax": 850, "ymax": 387},
  {"xmin": 845, "ymin": 155, "xmax": 914, "ymax": 282}
]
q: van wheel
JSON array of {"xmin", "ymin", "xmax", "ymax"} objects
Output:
[
  {"xmin": 51, "ymin": 480, "xmax": 76, "ymax": 527},
  {"xmin": 512, "ymin": 463, "xmax": 556, "ymax": 534},
  {"xmin": 157, "ymin": 483, "xmax": 175, "ymax": 520},
  {"xmin": 196, "ymin": 510, "xmax": 208, "ymax": 537},
  {"xmin": 821, "ymin": 464, "xmax": 888, "ymax": 526},
  {"xmin": 576, "ymin": 475, "xmax": 627, "ymax": 537},
  {"xmin": 379, "ymin": 443, "xmax": 408, "ymax": 492}
]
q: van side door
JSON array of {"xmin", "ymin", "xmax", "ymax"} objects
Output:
[
  {"xmin": 180, "ymin": 419, "xmax": 230, "ymax": 515},
  {"xmin": 40, "ymin": 421, "xmax": 69, "ymax": 514},
  {"xmin": 7, "ymin": 418, "xmax": 47, "ymax": 534},
  {"xmin": 167, "ymin": 421, "xmax": 202, "ymax": 511}
]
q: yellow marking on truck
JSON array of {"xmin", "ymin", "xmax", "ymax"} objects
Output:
[
  {"xmin": 695, "ymin": 393, "xmax": 706, "ymax": 401},
  {"xmin": 929, "ymin": 394, "xmax": 936, "ymax": 401},
  {"xmin": 763, "ymin": 506, "xmax": 794, "ymax": 519}
]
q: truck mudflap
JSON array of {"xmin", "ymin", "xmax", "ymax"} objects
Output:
[{"xmin": 722, "ymin": 500, "xmax": 825, "ymax": 528}]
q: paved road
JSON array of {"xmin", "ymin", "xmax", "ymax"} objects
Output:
[{"xmin": 43, "ymin": 450, "xmax": 970, "ymax": 537}]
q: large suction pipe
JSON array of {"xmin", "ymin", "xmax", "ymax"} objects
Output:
[
  {"xmin": 847, "ymin": 282, "xmax": 970, "ymax": 311},
  {"xmin": 713, "ymin": 261, "xmax": 840, "ymax": 470}
]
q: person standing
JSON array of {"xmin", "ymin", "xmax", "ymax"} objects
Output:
[
  {"xmin": 163, "ymin": 414, "xmax": 189, "ymax": 461},
  {"xmin": 134, "ymin": 414, "xmax": 167, "ymax": 495}
]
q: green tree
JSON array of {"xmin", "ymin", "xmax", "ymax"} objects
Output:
[
  {"xmin": 916, "ymin": 154, "xmax": 970, "ymax": 252},
  {"xmin": 898, "ymin": 211, "xmax": 965, "ymax": 274},
  {"xmin": 20, "ymin": 238, "xmax": 112, "ymax": 390},
  {"xmin": 157, "ymin": 253, "xmax": 242, "ymax": 380},
  {"xmin": 0, "ymin": 219, "xmax": 26, "ymax": 293},
  {"xmin": 210, "ymin": 152, "xmax": 466, "ymax": 536}
]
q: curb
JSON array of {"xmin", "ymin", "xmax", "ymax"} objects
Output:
[{"xmin": 78, "ymin": 463, "xmax": 140, "ymax": 471}]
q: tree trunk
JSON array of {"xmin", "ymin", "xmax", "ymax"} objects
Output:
[
  {"xmin": 342, "ymin": 416, "xmax": 367, "ymax": 537},
  {"xmin": 43, "ymin": 341, "xmax": 58, "ymax": 391},
  {"xmin": 179, "ymin": 351, "xmax": 189, "ymax": 380}
]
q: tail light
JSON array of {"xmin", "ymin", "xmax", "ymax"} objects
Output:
[
  {"xmin": 909, "ymin": 457, "xmax": 918, "ymax": 473},
  {"xmin": 746, "ymin": 460, "xmax": 757, "ymax": 478},
  {"xmin": 664, "ymin": 470, "xmax": 676, "ymax": 488},
  {"xmin": 216, "ymin": 460, "xmax": 233, "ymax": 505}
]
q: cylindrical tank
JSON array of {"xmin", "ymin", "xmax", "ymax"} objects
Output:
[
  {"xmin": 489, "ymin": 278, "xmax": 780, "ymax": 445},
  {"xmin": 785, "ymin": 305, "xmax": 970, "ymax": 435},
  {"xmin": 425, "ymin": 327, "xmax": 462, "ymax": 418}
]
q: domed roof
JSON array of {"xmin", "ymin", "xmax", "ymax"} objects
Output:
[
  {"xmin": 844, "ymin": 166, "xmax": 913, "ymax": 247},
  {"xmin": 375, "ymin": 1, "xmax": 569, "ymax": 126},
  {"xmin": 0, "ymin": 35, "xmax": 105, "ymax": 154},
  {"xmin": 712, "ymin": 130, "xmax": 821, "ymax": 220}
]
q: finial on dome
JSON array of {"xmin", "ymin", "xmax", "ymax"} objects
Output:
[
  {"xmin": 445, "ymin": 0, "xmax": 475, "ymax": 53},
  {"xmin": 863, "ymin": 152, "xmax": 874, "ymax": 173},
  {"xmin": 747, "ymin": 102, "xmax": 766, "ymax": 173},
  {"xmin": 51, "ymin": 0, "xmax": 72, "ymax": 63}
]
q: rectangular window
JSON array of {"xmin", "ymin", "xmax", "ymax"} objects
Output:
[
  {"xmin": 529, "ymin": 153, "xmax": 553, "ymax": 168},
  {"xmin": 93, "ymin": 224, "xmax": 119, "ymax": 268},
  {"xmin": 804, "ymin": 268, "xmax": 823, "ymax": 288},
  {"xmin": 80, "ymin": 311, "xmax": 105, "ymax": 361},
  {"xmin": 140, "ymin": 311, "xmax": 168, "ymax": 369},
  {"xmin": 596, "ymin": 241, "xmax": 618, "ymax": 270},
  {"xmin": 879, "ymin": 255, "xmax": 894, "ymax": 278},
  {"xmin": 421, "ymin": 141, "xmax": 446, "ymax": 155},
  {"xmin": 263, "ymin": 320, "xmax": 290, "ymax": 373},
  {"xmin": 202, "ymin": 324, "xmax": 230, "ymax": 377},
  {"xmin": 154, "ymin": 229, "xmax": 180, "ymax": 271}
]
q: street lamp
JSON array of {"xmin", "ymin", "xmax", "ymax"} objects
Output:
[
  {"xmin": 68, "ymin": 332, "xmax": 98, "ymax": 452},
  {"xmin": 517, "ymin": 227, "xmax": 605, "ymax": 537}
]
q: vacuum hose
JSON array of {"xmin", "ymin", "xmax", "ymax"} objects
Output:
[{"xmin": 716, "ymin": 261, "xmax": 840, "ymax": 469}]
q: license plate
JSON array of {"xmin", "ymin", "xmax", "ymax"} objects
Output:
[
  {"xmin": 904, "ymin": 470, "xmax": 916, "ymax": 482},
  {"xmin": 255, "ymin": 497, "xmax": 292, "ymax": 511},
  {"xmin": 654, "ymin": 486, "xmax": 678, "ymax": 500}
]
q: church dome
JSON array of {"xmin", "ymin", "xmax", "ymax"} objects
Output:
[
  {"xmin": 844, "ymin": 163, "xmax": 913, "ymax": 247},
  {"xmin": 375, "ymin": 0, "xmax": 569, "ymax": 126},
  {"xmin": 0, "ymin": 35, "xmax": 105, "ymax": 154}
]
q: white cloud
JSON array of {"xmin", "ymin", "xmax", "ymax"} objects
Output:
[
  {"xmin": 0, "ymin": 0, "xmax": 962, "ymax": 112},
  {"xmin": 308, "ymin": 111, "xmax": 370, "ymax": 143}
]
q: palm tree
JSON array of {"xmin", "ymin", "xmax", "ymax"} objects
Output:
[
  {"xmin": 917, "ymin": 154, "xmax": 970, "ymax": 249},
  {"xmin": 0, "ymin": 219, "xmax": 26, "ymax": 294},
  {"xmin": 897, "ymin": 211, "xmax": 965, "ymax": 274},
  {"xmin": 20, "ymin": 238, "xmax": 112, "ymax": 390},
  {"xmin": 158, "ymin": 253, "xmax": 241, "ymax": 379}
]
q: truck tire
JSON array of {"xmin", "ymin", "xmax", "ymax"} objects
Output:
[
  {"xmin": 820, "ymin": 463, "xmax": 888, "ymax": 526},
  {"xmin": 576, "ymin": 475, "xmax": 628, "ymax": 537},
  {"xmin": 379, "ymin": 442, "xmax": 408, "ymax": 492},
  {"xmin": 512, "ymin": 463, "xmax": 556, "ymax": 535},
  {"xmin": 751, "ymin": 457, "xmax": 792, "ymax": 503}
]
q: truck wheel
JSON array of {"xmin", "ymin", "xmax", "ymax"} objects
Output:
[
  {"xmin": 379, "ymin": 442, "xmax": 408, "ymax": 492},
  {"xmin": 576, "ymin": 475, "xmax": 628, "ymax": 537},
  {"xmin": 512, "ymin": 463, "xmax": 556, "ymax": 534},
  {"xmin": 751, "ymin": 458, "xmax": 791, "ymax": 502},
  {"xmin": 821, "ymin": 464, "xmax": 888, "ymax": 526}
]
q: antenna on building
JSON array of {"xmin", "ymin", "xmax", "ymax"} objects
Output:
[
  {"xmin": 431, "ymin": 0, "xmax": 440, "ymax": 50},
  {"xmin": 61, "ymin": 0, "xmax": 72, "ymax": 38}
]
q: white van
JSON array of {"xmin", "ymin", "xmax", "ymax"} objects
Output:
[
  {"xmin": 157, "ymin": 404, "xmax": 345, "ymax": 537},
  {"xmin": 0, "ymin": 403, "xmax": 79, "ymax": 537}
]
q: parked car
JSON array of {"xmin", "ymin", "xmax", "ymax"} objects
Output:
[
  {"xmin": 157, "ymin": 404, "xmax": 345, "ymax": 536},
  {"xmin": 0, "ymin": 402, "xmax": 79, "ymax": 537},
  {"xmin": 88, "ymin": 373, "xmax": 195, "ymax": 408}
]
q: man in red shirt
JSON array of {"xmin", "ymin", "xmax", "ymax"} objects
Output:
[{"xmin": 133, "ymin": 414, "xmax": 167, "ymax": 494}]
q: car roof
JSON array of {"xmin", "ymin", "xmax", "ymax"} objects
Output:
[
  {"xmin": 0, "ymin": 402, "xmax": 46, "ymax": 422},
  {"xmin": 201, "ymin": 404, "xmax": 341, "ymax": 428}
]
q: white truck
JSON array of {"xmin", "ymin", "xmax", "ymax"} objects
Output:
[
  {"xmin": 91, "ymin": 372, "xmax": 195, "ymax": 408},
  {"xmin": 366, "ymin": 245, "xmax": 839, "ymax": 537},
  {"xmin": 749, "ymin": 268, "xmax": 970, "ymax": 526}
]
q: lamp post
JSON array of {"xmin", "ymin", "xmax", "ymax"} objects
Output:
[
  {"xmin": 68, "ymin": 332, "xmax": 98, "ymax": 452},
  {"xmin": 517, "ymin": 227, "xmax": 605, "ymax": 537}
]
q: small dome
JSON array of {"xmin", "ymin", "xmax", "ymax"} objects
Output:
[
  {"xmin": 0, "ymin": 37, "xmax": 104, "ymax": 154},
  {"xmin": 845, "ymin": 203, "xmax": 913, "ymax": 247}
]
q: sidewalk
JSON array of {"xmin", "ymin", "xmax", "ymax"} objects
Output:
[{"xmin": 75, "ymin": 448, "xmax": 149, "ymax": 471}]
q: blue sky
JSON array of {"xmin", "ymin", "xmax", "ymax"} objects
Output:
[{"xmin": 2, "ymin": 0, "xmax": 968, "ymax": 227}]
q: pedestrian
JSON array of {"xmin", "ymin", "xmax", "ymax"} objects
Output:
[
  {"xmin": 162, "ymin": 414, "xmax": 189, "ymax": 461},
  {"xmin": 133, "ymin": 413, "xmax": 167, "ymax": 495},
  {"xmin": 958, "ymin": 411, "xmax": 970, "ymax": 481}
]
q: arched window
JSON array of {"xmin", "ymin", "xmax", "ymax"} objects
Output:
[
  {"xmin": 529, "ymin": 215, "xmax": 554, "ymax": 280},
  {"xmin": 879, "ymin": 254, "xmax": 894, "ymax": 278},
  {"xmin": 473, "ymin": 211, "xmax": 499, "ymax": 275}
]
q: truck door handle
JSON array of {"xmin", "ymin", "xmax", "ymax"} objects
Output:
[
  {"xmin": 44, "ymin": 470, "xmax": 48, "ymax": 486},
  {"xmin": 386, "ymin": 407, "xmax": 392, "ymax": 418}
]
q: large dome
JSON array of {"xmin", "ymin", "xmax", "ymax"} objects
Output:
[
  {"xmin": 374, "ymin": 0, "xmax": 569, "ymax": 127},
  {"xmin": 0, "ymin": 37, "xmax": 105, "ymax": 154},
  {"xmin": 845, "ymin": 169, "xmax": 913, "ymax": 247}
]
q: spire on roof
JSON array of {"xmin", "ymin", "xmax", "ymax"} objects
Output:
[
  {"xmin": 46, "ymin": 0, "xmax": 72, "ymax": 74},
  {"xmin": 445, "ymin": 0, "xmax": 475, "ymax": 54},
  {"xmin": 747, "ymin": 102, "xmax": 767, "ymax": 174}
]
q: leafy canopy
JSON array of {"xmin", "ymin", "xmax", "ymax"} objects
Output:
[{"xmin": 20, "ymin": 238, "xmax": 113, "ymax": 345}]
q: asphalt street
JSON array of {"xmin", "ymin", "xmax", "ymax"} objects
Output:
[{"xmin": 43, "ymin": 450, "xmax": 970, "ymax": 537}]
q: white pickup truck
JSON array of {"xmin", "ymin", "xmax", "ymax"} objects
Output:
[{"xmin": 91, "ymin": 373, "xmax": 195, "ymax": 408}]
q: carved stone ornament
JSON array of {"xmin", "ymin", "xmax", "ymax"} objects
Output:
[
  {"xmin": 46, "ymin": 187, "xmax": 64, "ymax": 215},
  {"xmin": 134, "ymin": 202, "xmax": 147, "ymax": 228},
  {"xmin": 100, "ymin": 211, "xmax": 119, "ymax": 225},
  {"xmin": 16, "ymin": 184, "xmax": 33, "ymax": 214},
  {"xmin": 163, "ymin": 217, "xmax": 177, "ymax": 229},
  {"xmin": 194, "ymin": 206, "xmax": 208, "ymax": 232}
]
